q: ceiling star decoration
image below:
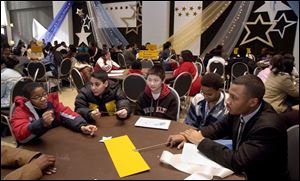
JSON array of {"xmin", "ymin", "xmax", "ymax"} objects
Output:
[
  {"xmin": 190, "ymin": 6, "xmax": 194, "ymax": 11},
  {"xmin": 197, "ymin": 6, "xmax": 201, "ymax": 10},
  {"xmin": 121, "ymin": 2, "xmax": 142, "ymax": 35},
  {"xmin": 186, "ymin": 12, "xmax": 190, "ymax": 16},
  {"xmin": 76, "ymin": 27, "xmax": 91, "ymax": 46},
  {"xmin": 193, "ymin": 12, "xmax": 197, "ymax": 16},
  {"xmin": 254, "ymin": 1, "xmax": 291, "ymax": 21},
  {"xmin": 241, "ymin": 14, "xmax": 274, "ymax": 47},
  {"xmin": 271, "ymin": 13, "xmax": 297, "ymax": 39},
  {"xmin": 76, "ymin": 8, "xmax": 84, "ymax": 17},
  {"xmin": 178, "ymin": 12, "xmax": 182, "ymax": 17},
  {"xmin": 182, "ymin": 7, "xmax": 186, "ymax": 11},
  {"xmin": 83, "ymin": 14, "xmax": 93, "ymax": 30}
]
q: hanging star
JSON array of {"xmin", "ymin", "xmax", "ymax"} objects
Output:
[
  {"xmin": 76, "ymin": 8, "xmax": 84, "ymax": 17},
  {"xmin": 83, "ymin": 15, "xmax": 93, "ymax": 30},
  {"xmin": 271, "ymin": 13, "xmax": 297, "ymax": 39},
  {"xmin": 121, "ymin": 2, "xmax": 142, "ymax": 35},
  {"xmin": 76, "ymin": 27, "xmax": 91, "ymax": 46},
  {"xmin": 254, "ymin": 1, "xmax": 291, "ymax": 21},
  {"xmin": 240, "ymin": 14, "xmax": 274, "ymax": 47}
]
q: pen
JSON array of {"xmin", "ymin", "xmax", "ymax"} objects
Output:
[{"xmin": 133, "ymin": 142, "xmax": 169, "ymax": 152}]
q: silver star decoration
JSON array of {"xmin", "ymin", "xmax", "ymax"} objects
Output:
[
  {"xmin": 76, "ymin": 8, "xmax": 84, "ymax": 17},
  {"xmin": 83, "ymin": 15, "xmax": 93, "ymax": 30},
  {"xmin": 271, "ymin": 13, "xmax": 297, "ymax": 39},
  {"xmin": 254, "ymin": 1, "xmax": 291, "ymax": 21},
  {"xmin": 76, "ymin": 27, "xmax": 91, "ymax": 46},
  {"xmin": 240, "ymin": 14, "xmax": 274, "ymax": 47}
]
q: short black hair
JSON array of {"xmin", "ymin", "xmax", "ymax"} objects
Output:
[
  {"xmin": 91, "ymin": 69, "xmax": 108, "ymax": 82},
  {"xmin": 181, "ymin": 50, "xmax": 195, "ymax": 62},
  {"xmin": 147, "ymin": 65, "xmax": 165, "ymax": 80},
  {"xmin": 201, "ymin": 73, "xmax": 224, "ymax": 90},
  {"xmin": 238, "ymin": 46, "xmax": 247, "ymax": 57},
  {"xmin": 23, "ymin": 82, "xmax": 45, "ymax": 99},
  {"xmin": 232, "ymin": 74, "xmax": 265, "ymax": 101},
  {"xmin": 131, "ymin": 60, "xmax": 142, "ymax": 70},
  {"xmin": 271, "ymin": 54, "xmax": 295, "ymax": 75},
  {"xmin": 75, "ymin": 53, "xmax": 90, "ymax": 63},
  {"xmin": 4, "ymin": 56, "xmax": 19, "ymax": 68}
]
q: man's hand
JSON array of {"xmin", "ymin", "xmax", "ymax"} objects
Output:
[
  {"xmin": 42, "ymin": 110, "xmax": 54, "ymax": 127},
  {"xmin": 167, "ymin": 134, "xmax": 187, "ymax": 149},
  {"xmin": 31, "ymin": 154, "xmax": 56, "ymax": 174},
  {"xmin": 180, "ymin": 129, "xmax": 204, "ymax": 145},
  {"xmin": 115, "ymin": 109, "xmax": 128, "ymax": 119}
]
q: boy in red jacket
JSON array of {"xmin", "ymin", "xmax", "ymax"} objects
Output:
[{"xmin": 11, "ymin": 82, "xmax": 97, "ymax": 144}]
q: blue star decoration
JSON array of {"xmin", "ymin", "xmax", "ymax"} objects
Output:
[
  {"xmin": 271, "ymin": 13, "xmax": 297, "ymax": 39},
  {"xmin": 240, "ymin": 14, "xmax": 274, "ymax": 47}
]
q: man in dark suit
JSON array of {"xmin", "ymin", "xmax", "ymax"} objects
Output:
[{"xmin": 167, "ymin": 74, "xmax": 287, "ymax": 180}]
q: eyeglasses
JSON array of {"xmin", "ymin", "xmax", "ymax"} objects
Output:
[{"xmin": 30, "ymin": 92, "xmax": 48, "ymax": 101}]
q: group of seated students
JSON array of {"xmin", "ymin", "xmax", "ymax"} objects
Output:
[{"xmin": 2, "ymin": 37, "xmax": 298, "ymax": 180}]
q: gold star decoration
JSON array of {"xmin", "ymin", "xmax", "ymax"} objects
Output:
[
  {"xmin": 190, "ymin": 6, "xmax": 194, "ymax": 11},
  {"xmin": 76, "ymin": 8, "xmax": 84, "ymax": 17},
  {"xmin": 121, "ymin": 2, "xmax": 142, "ymax": 34},
  {"xmin": 182, "ymin": 7, "xmax": 186, "ymax": 11},
  {"xmin": 186, "ymin": 12, "xmax": 189, "ymax": 16}
]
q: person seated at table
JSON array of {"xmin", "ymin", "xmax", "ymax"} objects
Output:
[
  {"xmin": 167, "ymin": 74, "xmax": 287, "ymax": 180},
  {"xmin": 74, "ymin": 53, "xmax": 93, "ymax": 83},
  {"xmin": 11, "ymin": 82, "xmax": 97, "ymax": 144},
  {"xmin": 94, "ymin": 49, "xmax": 120, "ymax": 73},
  {"xmin": 173, "ymin": 50, "xmax": 201, "ymax": 96},
  {"xmin": 263, "ymin": 53, "xmax": 299, "ymax": 128},
  {"xmin": 135, "ymin": 65, "xmax": 178, "ymax": 120},
  {"xmin": 127, "ymin": 60, "xmax": 143, "ymax": 75},
  {"xmin": 185, "ymin": 73, "xmax": 227, "ymax": 129},
  {"xmin": 1, "ymin": 56, "xmax": 22, "ymax": 110},
  {"xmin": 1, "ymin": 145, "xmax": 56, "ymax": 180},
  {"xmin": 74, "ymin": 70, "xmax": 131, "ymax": 123}
]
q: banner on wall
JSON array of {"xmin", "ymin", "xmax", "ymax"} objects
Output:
[{"xmin": 174, "ymin": 1, "xmax": 202, "ymax": 55}]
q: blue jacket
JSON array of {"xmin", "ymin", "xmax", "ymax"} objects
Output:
[{"xmin": 184, "ymin": 92, "xmax": 228, "ymax": 128}]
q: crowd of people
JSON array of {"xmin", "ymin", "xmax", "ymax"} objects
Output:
[{"xmin": 1, "ymin": 36, "xmax": 299, "ymax": 180}]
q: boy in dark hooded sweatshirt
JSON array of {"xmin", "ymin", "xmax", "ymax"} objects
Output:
[{"xmin": 135, "ymin": 65, "xmax": 178, "ymax": 120}]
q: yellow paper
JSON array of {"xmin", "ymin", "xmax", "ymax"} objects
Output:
[
  {"xmin": 105, "ymin": 100, "xmax": 116, "ymax": 115},
  {"xmin": 104, "ymin": 135, "xmax": 150, "ymax": 177},
  {"xmin": 89, "ymin": 103, "xmax": 98, "ymax": 110}
]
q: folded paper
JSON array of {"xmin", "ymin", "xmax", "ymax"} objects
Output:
[{"xmin": 104, "ymin": 135, "xmax": 150, "ymax": 177}]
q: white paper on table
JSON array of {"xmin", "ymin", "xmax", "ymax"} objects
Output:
[
  {"xmin": 108, "ymin": 73, "xmax": 124, "ymax": 77},
  {"xmin": 184, "ymin": 173, "xmax": 212, "ymax": 180},
  {"xmin": 181, "ymin": 143, "xmax": 234, "ymax": 177},
  {"xmin": 110, "ymin": 70, "xmax": 125, "ymax": 74},
  {"xmin": 99, "ymin": 136, "xmax": 112, "ymax": 143},
  {"xmin": 134, "ymin": 117, "xmax": 171, "ymax": 130}
]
